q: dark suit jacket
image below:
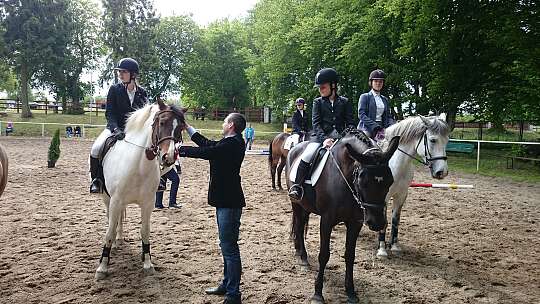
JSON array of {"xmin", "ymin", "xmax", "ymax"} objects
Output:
[
  {"xmin": 178, "ymin": 132, "xmax": 246, "ymax": 208},
  {"xmin": 292, "ymin": 109, "xmax": 310, "ymax": 134},
  {"xmin": 312, "ymin": 96, "xmax": 355, "ymax": 142},
  {"xmin": 357, "ymin": 91, "xmax": 395, "ymax": 134},
  {"xmin": 105, "ymin": 83, "xmax": 148, "ymax": 131}
]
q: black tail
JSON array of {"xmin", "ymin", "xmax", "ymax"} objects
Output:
[{"xmin": 268, "ymin": 138, "xmax": 273, "ymax": 166}]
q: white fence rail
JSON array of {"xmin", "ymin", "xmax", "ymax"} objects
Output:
[{"xmin": 2, "ymin": 120, "xmax": 539, "ymax": 172}]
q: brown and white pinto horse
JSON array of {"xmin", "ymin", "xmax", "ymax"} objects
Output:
[
  {"xmin": 269, "ymin": 132, "xmax": 309, "ymax": 190},
  {"xmin": 95, "ymin": 100, "xmax": 186, "ymax": 279}
]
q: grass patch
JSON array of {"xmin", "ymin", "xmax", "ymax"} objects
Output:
[{"xmin": 447, "ymin": 150, "xmax": 540, "ymax": 183}]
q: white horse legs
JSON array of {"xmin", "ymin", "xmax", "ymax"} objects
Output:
[
  {"xmin": 140, "ymin": 204, "xmax": 155, "ymax": 274},
  {"xmin": 96, "ymin": 201, "xmax": 122, "ymax": 280},
  {"xmin": 377, "ymin": 195, "xmax": 406, "ymax": 258}
]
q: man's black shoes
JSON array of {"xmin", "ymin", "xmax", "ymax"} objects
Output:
[{"xmin": 205, "ymin": 286, "xmax": 226, "ymax": 296}]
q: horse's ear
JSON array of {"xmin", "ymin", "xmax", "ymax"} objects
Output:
[
  {"xmin": 157, "ymin": 98, "xmax": 166, "ymax": 110},
  {"xmin": 345, "ymin": 143, "xmax": 368, "ymax": 163},
  {"xmin": 419, "ymin": 115, "xmax": 432, "ymax": 128},
  {"xmin": 383, "ymin": 136, "xmax": 400, "ymax": 163},
  {"xmin": 438, "ymin": 113, "xmax": 447, "ymax": 122}
]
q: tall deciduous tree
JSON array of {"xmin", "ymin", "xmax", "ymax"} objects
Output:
[
  {"xmin": 2, "ymin": 0, "xmax": 71, "ymax": 118},
  {"xmin": 144, "ymin": 15, "xmax": 199, "ymax": 99}
]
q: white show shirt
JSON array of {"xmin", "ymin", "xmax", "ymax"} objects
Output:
[{"xmin": 371, "ymin": 89, "xmax": 385, "ymax": 122}]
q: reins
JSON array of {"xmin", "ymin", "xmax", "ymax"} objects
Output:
[{"xmin": 397, "ymin": 131, "xmax": 447, "ymax": 167}]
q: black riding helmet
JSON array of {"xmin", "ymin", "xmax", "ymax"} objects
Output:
[
  {"xmin": 115, "ymin": 58, "xmax": 139, "ymax": 74},
  {"xmin": 314, "ymin": 68, "xmax": 339, "ymax": 87},
  {"xmin": 369, "ymin": 69, "xmax": 385, "ymax": 81}
]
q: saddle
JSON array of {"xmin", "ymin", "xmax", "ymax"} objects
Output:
[
  {"xmin": 97, "ymin": 135, "xmax": 118, "ymax": 196},
  {"xmin": 99, "ymin": 135, "xmax": 118, "ymax": 165}
]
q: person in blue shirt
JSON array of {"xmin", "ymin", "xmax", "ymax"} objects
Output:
[{"xmin": 244, "ymin": 124, "xmax": 254, "ymax": 150}]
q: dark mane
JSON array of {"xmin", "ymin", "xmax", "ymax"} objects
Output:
[
  {"xmin": 342, "ymin": 127, "xmax": 374, "ymax": 147},
  {"xmin": 169, "ymin": 105, "xmax": 186, "ymax": 121}
]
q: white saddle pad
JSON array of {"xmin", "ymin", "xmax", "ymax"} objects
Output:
[
  {"xmin": 284, "ymin": 134, "xmax": 300, "ymax": 150},
  {"xmin": 289, "ymin": 149, "xmax": 330, "ymax": 186}
]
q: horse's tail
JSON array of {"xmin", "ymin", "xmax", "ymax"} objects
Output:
[{"xmin": 268, "ymin": 138, "xmax": 273, "ymax": 166}]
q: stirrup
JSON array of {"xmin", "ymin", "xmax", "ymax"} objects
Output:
[{"xmin": 288, "ymin": 184, "xmax": 304, "ymax": 201}]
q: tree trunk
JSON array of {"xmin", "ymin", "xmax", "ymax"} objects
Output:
[
  {"xmin": 19, "ymin": 63, "xmax": 33, "ymax": 118},
  {"xmin": 61, "ymin": 95, "xmax": 67, "ymax": 114},
  {"xmin": 446, "ymin": 110, "xmax": 457, "ymax": 132},
  {"xmin": 69, "ymin": 79, "xmax": 84, "ymax": 115}
]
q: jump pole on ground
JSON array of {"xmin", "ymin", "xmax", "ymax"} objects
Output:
[{"xmin": 410, "ymin": 182, "xmax": 474, "ymax": 189}]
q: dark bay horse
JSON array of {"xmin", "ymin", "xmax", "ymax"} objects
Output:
[
  {"xmin": 286, "ymin": 129, "xmax": 400, "ymax": 303},
  {"xmin": 269, "ymin": 132, "xmax": 309, "ymax": 190},
  {"xmin": 0, "ymin": 143, "xmax": 7, "ymax": 198}
]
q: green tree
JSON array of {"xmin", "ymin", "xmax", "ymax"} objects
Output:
[
  {"xmin": 101, "ymin": 0, "xmax": 159, "ymax": 89},
  {"xmin": 2, "ymin": 0, "xmax": 71, "ymax": 118},
  {"xmin": 183, "ymin": 19, "xmax": 250, "ymax": 108},
  {"xmin": 144, "ymin": 15, "xmax": 199, "ymax": 99}
]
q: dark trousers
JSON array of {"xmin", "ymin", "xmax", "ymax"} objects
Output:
[
  {"xmin": 155, "ymin": 169, "xmax": 180, "ymax": 207},
  {"xmin": 216, "ymin": 207, "xmax": 242, "ymax": 299}
]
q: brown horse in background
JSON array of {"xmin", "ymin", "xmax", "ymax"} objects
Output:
[
  {"xmin": 0, "ymin": 143, "xmax": 8, "ymax": 197},
  {"xmin": 268, "ymin": 132, "xmax": 290, "ymax": 190}
]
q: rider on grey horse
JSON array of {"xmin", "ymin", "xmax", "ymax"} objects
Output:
[
  {"xmin": 357, "ymin": 69, "xmax": 395, "ymax": 141},
  {"xmin": 288, "ymin": 68, "xmax": 356, "ymax": 200},
  {"xmin": 89, "ymin": 58, "xmax": 148, "ymax": 193}
]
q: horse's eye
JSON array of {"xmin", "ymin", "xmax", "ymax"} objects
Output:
[{"xmin": 430, "ymin": 138, "xmax": 436, "ymax": 143}]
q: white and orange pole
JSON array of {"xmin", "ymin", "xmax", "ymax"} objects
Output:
[{"xmin": 410, "ymin": 182, "xmax": 474, "ymax": 189}]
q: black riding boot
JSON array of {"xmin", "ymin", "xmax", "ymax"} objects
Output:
[
  {"xmin": 89, "ymin": 156, "xmax": 103, "ymax": 193},
  {"xmin": 288, "ymin": 160, "xmax": 311, "ymax": 200}
]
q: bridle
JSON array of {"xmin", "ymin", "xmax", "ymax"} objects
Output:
[
  {"xmin": 397, "ymin": 130, "xmax": 447, "ymax": 167},
  {"xmin": 144, "ymin": 109, "xmax": 184, "ymax": 161}
]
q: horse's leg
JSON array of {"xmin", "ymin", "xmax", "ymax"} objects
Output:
[
  {"xmin": 311, "ymin": 217, "xmax": 332, "ymax": 304},
  {"xmin": 377, "ymin": 204, "xmax": 389, "ymax": 258},
  {"xmin": 140, "ymin": 203, "xmax": 155, "ymax": 274},
  {"xmin": 291, "ymin": 202, "xmax": 309, "ymax": 266},
  {"xmin": 390, "ymin": 194, "xmax": 407, "ymax": 254},
  {"xmin": 270, "ymin": 157, "xmax": 277, "ymax": 190},
  {"xmin": 344, "ymin": 221, "xmax": 362, "ymax": 304},
  {"xmin": 95, "ymin": 200, "xmax": 122, "ymax": 280},
  {"xmin": 276, "ymin": 155, "xmax": 286, "ymax": 190},
  {"xmin": 115, "ymin": 207, "xmax": 126, "ymax": 246}
]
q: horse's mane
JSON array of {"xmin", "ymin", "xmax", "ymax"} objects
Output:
[
  {"xmin": 342, "ymin": 127, "xmax": 375, "ymax": 147},
  {"xmin": 385, "ymin": 116, "xmax": 449, "ymax": 144},
  {"xmin": 169, "ymin": 105, "xmax": 186, "ymax": 121},
  {"xmin": 125, "ymin": 103, "xmax": 157, "ymax": 133}
]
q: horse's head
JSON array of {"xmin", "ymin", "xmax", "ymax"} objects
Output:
[
  {"xmin": 419, "ymin": 113, "xmax": 449, "ymax": 179},
  {"xmin": 341, "ymin": 130, "xmax": 400, "ymax": 231},
  {"xmin": 151, "ymin": 99, "xmax": 187, "ymax": 167}
]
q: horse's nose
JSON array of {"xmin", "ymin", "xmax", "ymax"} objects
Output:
[
  {"xmin": 367, "ymin": 219, "xmax": 386, "ymax": 232},
  {"xmin": 434, "ymin": 170, "xmax": 445, "ymax": 179}
]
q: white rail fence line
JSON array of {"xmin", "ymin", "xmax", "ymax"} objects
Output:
[
  {"xmin": 0, "ymin": 121, "xmax": 281, "ymax": 138},
  {"xmin": 448, "ymin": 139, "xmax": 540, "ymax": 171},
  {"xmin": 2, "ymin": 120, "xmax": 539, "ymax": 172}
]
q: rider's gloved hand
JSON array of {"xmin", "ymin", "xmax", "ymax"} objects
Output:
[
  {"xmin": 113, "ymin": 128, "xmax": 125, "ymax": 140},
  {"xmin": 323, "ymin": 138, "xmax": 334, "ymax": 148},
  {"xmin": 375, "ymin": 128, "xmax": 385, "ymax": 142}
]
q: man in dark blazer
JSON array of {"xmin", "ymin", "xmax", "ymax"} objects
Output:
[
  {"xmin": 357, "ymin": 69, "xmax": 395, "ymax": 140},
  {"xmin": 177, "ymin": 113, "xmax": 246, "ymax": 304}
]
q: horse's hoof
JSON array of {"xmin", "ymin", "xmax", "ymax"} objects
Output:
[
  {"xmin": 143, "ymin": 266, "xmax": 156, "ymax": 275},
  {"xmin": 296, "ymin": 256, "xmax": 309, "ymax": 267},
  {"xmin": 376, "ymin": 248, "xmax": 388, "ymax": 259},
  {"xmin": 95, "ymin": 271, "xmax": 108, "ymax": 280},
  {"xmin": 347, "ymin": 293, "xmax": 360, "ymax": 304},
  {"xmin": 390, "ymin": 243, "xmax": 402, "ymax": 254},
  {"xmin": 278, "ymin": 187, "xmax": 284, "ymax": 191},
  {"xmin": 114, "ymin": 239, "xmax": 125, "ymax": 247},
  {"xmin": 310, "ymin": 294, "xmax": 325, "ymax": 304}
]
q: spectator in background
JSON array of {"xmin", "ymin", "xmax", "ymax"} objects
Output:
[
  {"xmin": 66, "ymin": 125, "xmax": 73, "ymax": 137},
  {"xmin": 74, "ymin": 126, "xmax": 82, "ymax": 137},
  {"xmin": 244, "ymin": 124, "xmax": 254, "ymax": 150},
  {"xmin": 5, "ymin": 121, "xmax": 13, "ymax": 136},
  {"xmin": 155, "ymin": 163, "xmax": 181, "ymax": 209}
]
